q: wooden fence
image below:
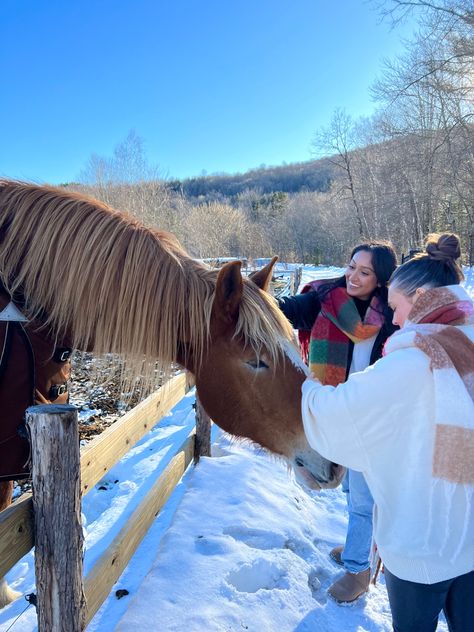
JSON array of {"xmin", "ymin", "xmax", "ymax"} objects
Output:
[
  {"xmin": 271, "ymin": 267, "xmax": 303, "ymax": 298},
  {"xmin": 0, "ymin": 371, "xmax": 211, "ymax": 630}
]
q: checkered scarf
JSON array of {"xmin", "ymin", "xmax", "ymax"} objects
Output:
[{"xmin": 302, "ymin": 281, "xmax": 385, "ymax": 386}]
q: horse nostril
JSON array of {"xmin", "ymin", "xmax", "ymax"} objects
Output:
[
  {"xmin": 295, "ymin": 458, "xmax": 304, "ymax": 467},
  {"xmin": 331, "ymin": 462, "xmax": 345, "ymax": 481}
]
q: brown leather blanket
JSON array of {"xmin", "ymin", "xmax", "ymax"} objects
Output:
[{"xmin": 0, "ymin": 289, "xmax": 71, "ymax": 481}]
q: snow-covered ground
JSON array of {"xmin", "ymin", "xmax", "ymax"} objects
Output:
[{"xmin": 1, "ymin": 266, "xmax": 473, "ymax": 632}]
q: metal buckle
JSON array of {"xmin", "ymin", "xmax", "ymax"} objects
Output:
[
  {"xmin": 54, "ymin": 348, "xmax": 72, "ymax": 363},
  {"xmin": 50, "ymin": 383, "xmax": 68, "ymax": 400}
]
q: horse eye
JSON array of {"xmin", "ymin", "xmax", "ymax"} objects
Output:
[{"xmin": 246, "ymin": 358, "xmax": 269, "ymax": 370}]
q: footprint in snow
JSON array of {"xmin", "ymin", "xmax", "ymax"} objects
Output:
[
  {"xmin": 283, "ymin": 536, "xmax": 316, "ymax": 559},
  {"xmin": 222, "ymin": 526, "xmax": 285, "ymax": 550},
  {"xmin": 225, "ymin": 559, "xmax": 289, "ymax": 593},
  {"xmin": 308, "ymin": 569, "xmax": 326, "ymax": 604}
]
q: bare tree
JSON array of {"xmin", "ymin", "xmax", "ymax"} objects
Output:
[
  {"xmin": 76, "ymin": 131, "xmax": 170, "ymax": 227},
  {"xmin": 312, "ymin": 109, "xmax": 371, "ymax": 238},
  {"xmin": 182, "ymin": 202, "xmax": 256, "ymax": 259},
  {"xmin": 371, "ymin": 0, "xmax": 474, "ymax": 258}
]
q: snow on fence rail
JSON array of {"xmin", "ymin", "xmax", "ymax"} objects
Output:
[{"xmin": 0, "ymin": 371, "xmax": 210, "ymax": 630}]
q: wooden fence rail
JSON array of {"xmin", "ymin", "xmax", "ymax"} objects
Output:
[
  {"xmin": 0, "ymin": 371, "xmax": 192, "ymax": 580},
  {"xmin": 83, "ymin": 432, "xmax": 195, "ymax": 626}
]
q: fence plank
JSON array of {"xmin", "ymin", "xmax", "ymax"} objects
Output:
[
  {"xmin": 83, "ymin": 433, "xmax": 195, "ymax": 626},
  {"xmin": 0, "ymin": 494, "xmax": 34, "ymax": 578},
  {"xmin": 0, "ymin": 372, "xmax": 191, "ymax": 578}
]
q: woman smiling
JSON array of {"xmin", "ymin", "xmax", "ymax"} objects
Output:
[{"xmin": 279, "ymin": 240, "xmax": 398, "ymax": 603}]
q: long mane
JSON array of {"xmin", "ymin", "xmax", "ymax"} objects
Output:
[{"xmin": 0, "ymin": 180, "xmax": 293, "ymax": 387}]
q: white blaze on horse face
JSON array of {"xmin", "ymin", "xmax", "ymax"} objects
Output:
[
  {"xmin": 282, "ymin": 339, "xmax": 309, "ymax": 375},
  {"xmin": 242, "ymin": 338, "xmax": 306, "ymax": 375},
  {"xmin": 279, "ymin": 338, "xmax": 345, "ymax": 490}
]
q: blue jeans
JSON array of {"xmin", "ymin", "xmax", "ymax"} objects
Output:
[
  {"xmin": 384, "ymin": 567, "xmax": 474, "ymax": 632},
  {"xmin": 341, "ymin": 468, "xmax": 374, "ymax": 573}
]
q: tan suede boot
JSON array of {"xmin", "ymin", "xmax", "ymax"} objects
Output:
[
  {"xmin": 327, "ymin": 568, "xmax": 371, "ymax": 604},
  {"xmin": 329, "ymin": 545, "xmax": 344, "ymax": 567}
]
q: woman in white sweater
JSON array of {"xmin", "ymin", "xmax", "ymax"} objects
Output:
[{"xmin": 301, "ymin": 233, "xmax": 474, "ymax": 631}]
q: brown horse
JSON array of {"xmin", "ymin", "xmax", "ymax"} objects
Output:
[{"xmin": 0, "ymin": 180, "xmax": 344, "ymax": 606}]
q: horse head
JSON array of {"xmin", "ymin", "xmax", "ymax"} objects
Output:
[{"xmin": 190, "ymin": 258, "xmax": 344, "ymax": 491}]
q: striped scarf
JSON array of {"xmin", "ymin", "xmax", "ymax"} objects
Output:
[
  {"xmin": 384, "ymin": 285, "xmax": 474, "ymax": 558},
  {"xmin": 303, "ymin": 281, "xmax": 385, "ymax": 386}
]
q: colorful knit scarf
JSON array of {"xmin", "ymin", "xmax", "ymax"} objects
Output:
[
  {"xmin": 300, "ymin": 280, "xmax": 385, "ymax": 386},
  {"xmin": 384, "ymin": 285, "xmax": 474, "ymax": 558}
]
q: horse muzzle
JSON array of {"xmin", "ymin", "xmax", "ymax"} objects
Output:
[{"xmin": 292, "ymin": 456, "xmax": 345, "ymax": 491}]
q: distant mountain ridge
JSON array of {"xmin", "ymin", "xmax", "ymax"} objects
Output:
[{"xmin": 168, "ymin": 157, "xmax": 336, "ymax": 199}]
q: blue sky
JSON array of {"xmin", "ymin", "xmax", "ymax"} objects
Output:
[{"xmin": 0, "ymin": 1, "xmax": 415, "ymax": 184}]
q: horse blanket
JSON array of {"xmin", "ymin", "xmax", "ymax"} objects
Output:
[{"xmin": 0, "ymin": 287, "xmax": 71, "ymax": 480}]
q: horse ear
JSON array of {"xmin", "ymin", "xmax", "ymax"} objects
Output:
[
  {"xmin": 249, "ymin": 256, "xmax": 278, "ymax": 292},
  {"xmin": 214, "ymin": 260, "xmax": 243, "ymax": 324}
]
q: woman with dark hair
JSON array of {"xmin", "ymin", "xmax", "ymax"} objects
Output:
[
  {"xmin": 301, "ymin": 233, "xmax": 474, "ymax": 630},
  {"xmin": 279, "ymin": 240, "xmax": 398, "ymax": 603}
]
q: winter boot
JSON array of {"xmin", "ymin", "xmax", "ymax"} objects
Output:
[
  {"xmin": 329, "ymin": 545, "xmax": 344, "ymax": 567},
  {"xmin": 327, "ymin": 569, "xmax": 371, "ymax": 604}
]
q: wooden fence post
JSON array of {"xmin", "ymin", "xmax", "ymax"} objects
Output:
[
  {"xmin": 293, "ymin": 266, "xmax": 302, "ymax": 294},
  {"xmin": 26, "ymin": 404, "xmax": 86, "ymax": 632},
  {"xmin": 194, "ymin": 395, "xmax": 211, "ymax": 463}
]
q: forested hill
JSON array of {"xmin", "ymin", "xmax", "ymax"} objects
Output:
[{"xmin": 169, "ymin": 157, "xmax": 335, "ymax": 200}]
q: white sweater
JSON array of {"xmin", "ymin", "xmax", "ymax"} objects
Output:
[{"xmin": 301, "ymin": 323, "xmax": 474, "ymax": 584}]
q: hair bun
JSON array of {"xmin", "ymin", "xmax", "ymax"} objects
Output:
[{"xmin": 425, "ymin": 233, "xmax": 461, "ymax": 262}]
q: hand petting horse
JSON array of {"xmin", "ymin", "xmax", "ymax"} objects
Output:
[{"xmin": 0, "ymin": 180, "xmax": 344, "ymax": 607}]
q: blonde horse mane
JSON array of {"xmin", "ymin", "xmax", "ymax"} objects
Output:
[{"xmin": 0, "ymin": 180, "xmax": 294, "ymax": 388}]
